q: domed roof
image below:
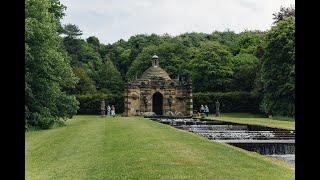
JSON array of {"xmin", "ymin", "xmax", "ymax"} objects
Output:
[
  {"xmin": 140, "ymin": 66, "xmax": 171, "ymax": 80},
  {"xmin": 140, "ymin": 55, "xmax": 171, "ymax": 80}
]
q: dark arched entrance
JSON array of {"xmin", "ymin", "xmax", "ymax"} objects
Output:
[{"xmin": 152, "ymin": 92, "xmax": 163, "ymax": 115}]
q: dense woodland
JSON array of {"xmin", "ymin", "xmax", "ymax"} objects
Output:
[{"xmin": 25, "ymin": 0, "xmax": 295, "ymax": 129}]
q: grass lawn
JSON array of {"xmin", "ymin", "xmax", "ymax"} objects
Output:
[
  {"xmin": 206, "ymin": 113, "xmax": 295, "ymax": 130},
  {"xmin": 26, "ymin": 115, "xmax": 294, "ymax": 179}
]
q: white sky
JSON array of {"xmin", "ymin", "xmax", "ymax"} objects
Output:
[{"xmin": 60, "ymin": 0, "xmax": 295, "ymax": 44}]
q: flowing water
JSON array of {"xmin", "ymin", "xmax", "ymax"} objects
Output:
[{"xmin": 267, "ymin": 154, "xmax": 295, "ymax": 165}]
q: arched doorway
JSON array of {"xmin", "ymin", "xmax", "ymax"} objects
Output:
[{"xmin": 152, "ymin": 92, "xmax": 163, "ymax": 115}]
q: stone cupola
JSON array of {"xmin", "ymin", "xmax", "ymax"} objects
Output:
[{"xmin": 140, "ymin": 54, "xmax": 171, "ymax": 80}]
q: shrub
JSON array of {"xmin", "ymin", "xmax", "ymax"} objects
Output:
[{"xmin": 76, "ymin": 92, "xmax": 124, "ymax": 114}]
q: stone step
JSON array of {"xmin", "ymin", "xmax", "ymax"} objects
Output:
[
  {"xmin": 190, "ymin": 130, "xmax": 294, "ymax": 134},
  {"xmin": 196, "ymin": 132, "xmax": 295, "ymax": 136},
  {"xmin": 198, "ymin": 133, "xmax": 294, "ymax": 136},
  {"xmin": 216, "ymin": 139, "xmax": 295, "ymax": 143},
  {"xmin": 200, "ymin": 135, "xmax": 295, "ymax": 140}
]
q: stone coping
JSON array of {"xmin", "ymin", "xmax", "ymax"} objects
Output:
[{"xmin": 215, "ymin": 139, "xmax": 295, "ymax": 143}]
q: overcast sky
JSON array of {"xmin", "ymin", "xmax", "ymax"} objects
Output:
[{"xmin": 60, "ymin": 0, "xmax": 295, "ymax": 44}]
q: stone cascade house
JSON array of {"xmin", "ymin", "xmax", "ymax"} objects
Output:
[{"xmin": 124, "ymin": 55, "xmax": 193, "ymax": 116}]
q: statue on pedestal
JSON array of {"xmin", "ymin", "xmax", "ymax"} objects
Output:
[
  {"xmin": 101, "ymin": 100, "xmax": 106, "ymax": 117},
  {"xmin": 215, "ymin": 100, "xmax": 220, "ymax": 117},
  {"xmin": 142, "ymin": 95, "xmax": 148, "ymax": 112},
  {"xmin": 168, "ymin": 95, "xmax": 173, "ymax": 111}
]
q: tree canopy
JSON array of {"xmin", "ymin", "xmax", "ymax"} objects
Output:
[
  {"xmin": 62, "ymin": 24, "xmax": 83, "ymax": 39},
  {"xmin": 26, "ymin": 0, "xmax": 78, "ymax": 129},
  {"xmin": 260, "ymin": 17, "xmax": 295, "ymax": 116},
  {"xmin": 272, "ymin": 5, "xmax": 295, "ymax": 24},
  {"xmin": 188, "ymin": 41, "xmax": 234, "ymax": 92}
]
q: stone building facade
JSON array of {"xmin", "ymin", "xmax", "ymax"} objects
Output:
[{"xmin": 124, "ymin": 55, "xmax": 193, "ymax": 116}]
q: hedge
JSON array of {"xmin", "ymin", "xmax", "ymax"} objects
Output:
[
  {"xmin": 76, "ymin": 91, "xmax": 260, "ymax": 115},
  {"xmin": 193, "ymin": 91, "xmax": 262, "ymax": 113},
  {"xmin": 76, "ymin": 93, "xmax": 124, "ymax": 115}
]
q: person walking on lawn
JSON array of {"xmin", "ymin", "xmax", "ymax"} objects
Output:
[
  {"xmin": 204, "ymin": 105, "xmax": 209, "ymax": 117},
  {"xmin": 111, "ymin": 105, "xmax": 116, "ymax": 117}
]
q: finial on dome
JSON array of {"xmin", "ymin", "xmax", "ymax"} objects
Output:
[{"xmin": 152, "ymin": 55, "xmax": 159, "ymax": 67}]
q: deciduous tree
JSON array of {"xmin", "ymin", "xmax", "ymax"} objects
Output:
[
  {"xmin": 26, "ymin": 0, "xmax": 78, "ymax": 129},
  {"xmin": 260, "ymin": 17, "xmax": 295, "ymax": 116}
]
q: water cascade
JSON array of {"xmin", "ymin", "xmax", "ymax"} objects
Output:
[{"xmin": 148, "ymin": 117, "xmax": 295, "ymax": 165}]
